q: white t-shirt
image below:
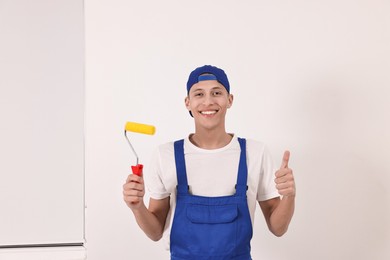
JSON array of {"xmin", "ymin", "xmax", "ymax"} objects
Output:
[{"xmin": 144, "ymin": 134, "xmax": 279, "ymax": 249}]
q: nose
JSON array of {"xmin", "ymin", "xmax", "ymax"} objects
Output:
[{"xmin": 202, "ymin": 93, "xmax": 215, "ymax": 105}]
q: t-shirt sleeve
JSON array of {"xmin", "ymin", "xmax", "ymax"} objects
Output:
[
  {"xmin": 144, "ymin": 147, "xmax": 171, "ymax": 200},
  {"xmin": 257, "ymin": 145, "xmax": 280, "ymax": 201}
]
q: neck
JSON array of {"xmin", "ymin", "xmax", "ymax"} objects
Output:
[{"xmin": 189, "ymin": 129, "xmax": 233, "ymax": 149}]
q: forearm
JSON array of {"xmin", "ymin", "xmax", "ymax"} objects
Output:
[
  {"xmin": 269, "ymin": 195, "xmax": 295, "ymax": 237},
  {"xmin": 123, "ymin": 174, "xmax": 170, "ymax": 241},
  {"xmin": 131, "ymin": 202, "xmax": 166, "ymax": 241}
]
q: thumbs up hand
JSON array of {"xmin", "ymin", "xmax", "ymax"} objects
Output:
[{"xmin": 275, "ymin": 151, "xmax": 296, "ymax": 197}]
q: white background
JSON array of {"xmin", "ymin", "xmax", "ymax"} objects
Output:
[{"xmin": 85, "ymin": 0, "xmax": 390, "ymax": 259}]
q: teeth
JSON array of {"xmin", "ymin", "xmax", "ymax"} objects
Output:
[{"xmin": 201, "ymin": 111, "xmax": 217, "ymax": 115}]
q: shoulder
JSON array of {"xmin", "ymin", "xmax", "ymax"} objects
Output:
[
  {"xmin": 157, "ymin": 141, "xmax": 175, "ymax": 153},
  {"xmin": 149, "ymin": 142, "xmax": 175, "ymax": 165},
  {"xmin": 242, "ymin": 138, "xmax": 267, "ymax": 154},
  {"xmin": 154, "ymin": 139, "xmax": 185, "ymax": 158},
  {"xmin": 240, "ymin": 138, "xmax": 274, "ymax": 168}
]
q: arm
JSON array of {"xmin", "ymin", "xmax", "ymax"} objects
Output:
[
  {"xmin": 259, "ymin": 196, "xmax": 295, "ymax": 237},
  {"xmin": 259, "ymin": 150, "xmax": 295, "ymax": 237},
  {"xmin": 123, "ymin": 174, "xmax": 170, "ymax": 241}
]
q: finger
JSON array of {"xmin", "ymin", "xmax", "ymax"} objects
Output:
[
  {"xmin": 280, "ymin": 150, "xmax": 290, "ymax": 169},
  {"xmin": 275, "ymin": 168, "xmax": 293, "ymax": 180},
  {"xmin": 123, "ymin": 188, "xmax": 145, "ymax": 197},
  {"xmin": 277, "ymin": 187, "xmax": 295, "ymax": 197},
  {"xmin": 123, "ymin": 181, "xmax": 144, "ymax": 192},
  {"xmin": 276, "ymin": 181, "xmax": 294, "ymax": 190},
  {"xmin": 124, "ymin": 194, "xmax": 143, "ymax": 204},
  {"xmin": 126, "ymin": 174, "xmax": 143, "ymax": 184},
  {"xmin": 275, "ymin": 174, "xmax": 288, "ymax": 184}
]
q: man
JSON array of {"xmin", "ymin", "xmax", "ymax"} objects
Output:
[{"xmin": 123, "ymin": 65, "xmax": 295, "ymax": 259}]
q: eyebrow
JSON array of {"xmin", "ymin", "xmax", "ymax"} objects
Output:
[{"xmin": 191, "ymin": 86, "xmax": 225, "ymax": 92}]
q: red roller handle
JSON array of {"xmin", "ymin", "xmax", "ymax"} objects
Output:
[{"xmin": 131, "ymin": 164, "xmax": 143, "ymax": 176}]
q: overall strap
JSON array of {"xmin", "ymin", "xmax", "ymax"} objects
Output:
[
  {"xmin": 174, "ymin": 139, "xmax": 189, "ymax": 195},
  {"xmin": 236, "ymin": 138, "xmax": 248, "ymax": 196}
]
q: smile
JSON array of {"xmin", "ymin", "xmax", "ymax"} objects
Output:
[{"xmin": 200, "ymin": 110, "xmax": 218, "ymax": 115}]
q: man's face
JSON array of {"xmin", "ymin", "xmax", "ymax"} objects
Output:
[{"xmin": 185, "ymin": 80, "xmax": 233, "ymax": 130}]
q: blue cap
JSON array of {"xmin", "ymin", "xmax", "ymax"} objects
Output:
[{"xmin": 186, "ymin": 65, "xmax": 230, "ymax": 94}]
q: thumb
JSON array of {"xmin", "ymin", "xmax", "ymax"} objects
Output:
[{"xmin": 280, "ymin": 150, "xmax": 290, "ymax": 169}]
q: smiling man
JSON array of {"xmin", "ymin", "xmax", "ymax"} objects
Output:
[
  {"xmin": 123, "ymin": 65, "xmax": 296, "ymax": 260},
  {"xmin": 185, "ymin": 69, "xmax": 233, "ymax": 149}
]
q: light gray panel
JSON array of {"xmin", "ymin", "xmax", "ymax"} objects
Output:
[{"xmin": 0, "ymin": 0, "xmax": 84, "ymax": 246}]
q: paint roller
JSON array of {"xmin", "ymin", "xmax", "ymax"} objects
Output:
[{"xmin": 124, "ymin": 121, "xmax": 156, "ymax": 176}]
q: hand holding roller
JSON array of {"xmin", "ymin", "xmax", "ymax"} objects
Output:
[{"xmin": 124, "ymin": 122, "xmax": 156, "ymax": 176}]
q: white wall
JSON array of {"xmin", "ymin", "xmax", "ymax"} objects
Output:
[
  {"xmin": 85, "ymin": 1, "xmax": 390, "ymax": 259},
  {"xmin": 0, "ymin": 0, "xmax": 84, "ymax": 252}
]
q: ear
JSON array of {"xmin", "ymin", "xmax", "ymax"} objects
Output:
[
  {"xmin": 227, "ymin": 94, "xmax": 234, "ymax": 108},
  {"xmin": 185, "ymin": 96, "xmax": 190, "ymax": 110}
]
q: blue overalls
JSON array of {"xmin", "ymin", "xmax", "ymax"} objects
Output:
[{"xmin": 170, "ymin": 138, "xmax": 253, "ymax": 260}]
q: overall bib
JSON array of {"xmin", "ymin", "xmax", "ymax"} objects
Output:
[{"xmin": 170, "ymin": 138, "xmax": 253, "ymax": 260}]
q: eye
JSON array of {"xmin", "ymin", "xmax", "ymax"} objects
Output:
[
  {"xmin": 191, "ymin": 92, "xmax": 204, "ymax": 98},
  {"xmin": 213, "ymin": 91, "xmax": 222, "ymax": 96}
]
